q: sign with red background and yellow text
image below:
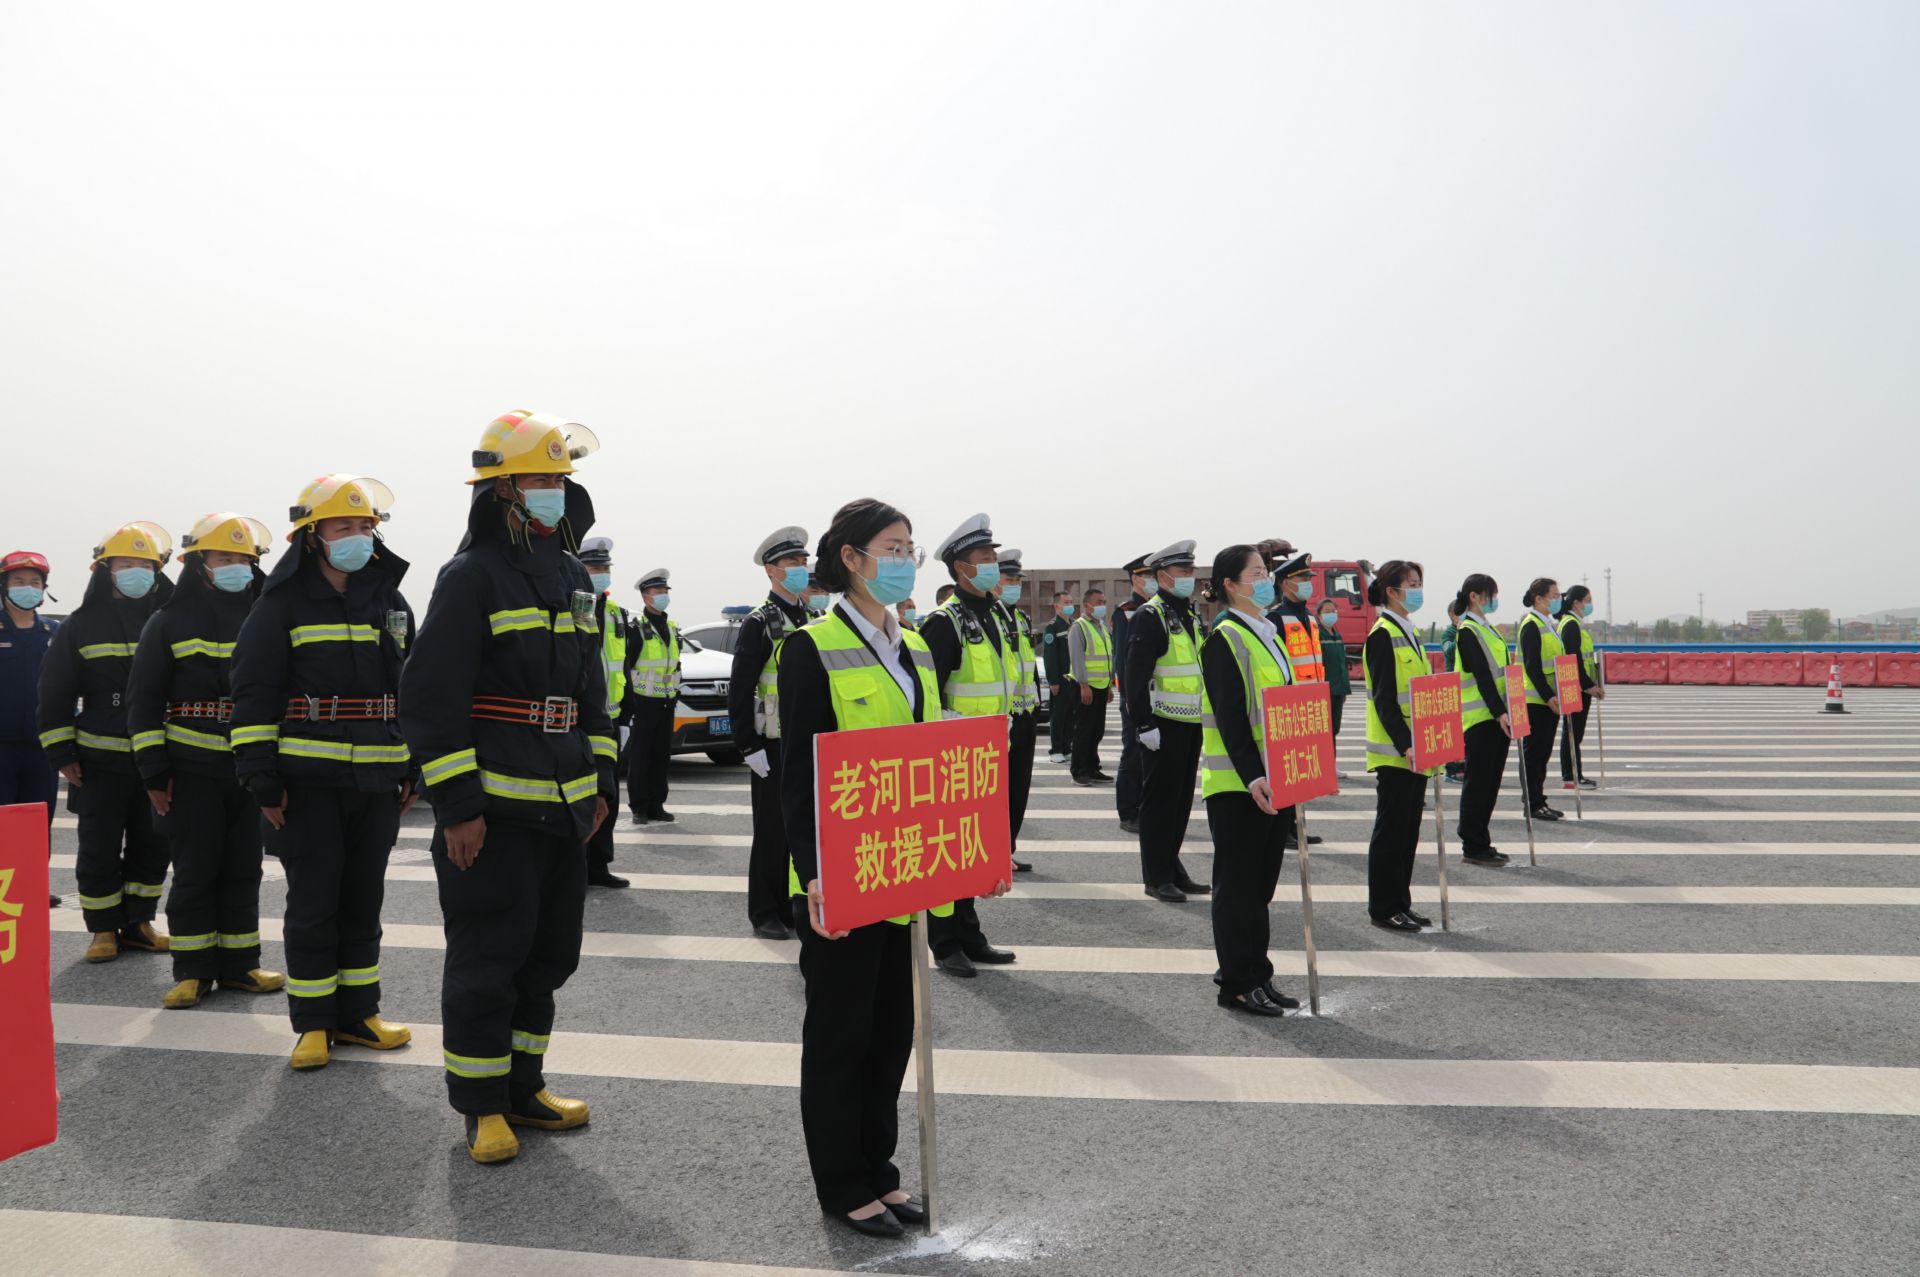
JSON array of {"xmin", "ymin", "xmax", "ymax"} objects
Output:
[
  {"xmin": 1260, "ymin": 682, "xmax": 1339, "ymax": 807},
  {"xmin": 1410, "ymin": 672, "xmax": 1466, "ymax": 771},
  {"xmin": 1505, "ymin": 664, "xmax": 1532, "ymax": 737},
  {"xmin": 1555, "ymin": 653, "xmax": 1585, "ymax": 715},
  {"xmin": 1, "ymin": 804, "xmax": 58, "ymax": 1162}
]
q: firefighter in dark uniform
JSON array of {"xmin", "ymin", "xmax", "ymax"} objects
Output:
[
  {"xmin": 401, "ymin": 410, "xmax": 616, "ymax": 1165},
  {"xmin": 1041, "ymin": 591, "xmax": 1075, "ymax": 763},
  {"xmin": 729, "ymin": 524, "xmax": 811, "ymax": 940},
  {"xmin": 993, "ymin": 547, "xmax": 1039, "ymax": 875},
  {"xmin": 1124, "ymin": 540, "xmax": 1212, "ymax": 903},
  {"xmin": 37, "ymin": 522, "xmax": 175, "ymax": 962},
  {"xmin": 576, "ymin": 535, "xmax": 629, "ymax": 888},
  {"xmin": 3, "ymin": 549, "xmax": 62, "ymax": 907},
  {"xmin": 1110, "ymin": 552, "xmax": 1155, "ymax": 834},
  {"xmin": 626, "ymin": 567, "xmax": 680, "ymax": 825},
  {"xmin": 1263, "ymin": 548, "xmax": 1325, "ymax": 850},
  {"xmin": 230, "ymin": 475, "xmax": 416, "ymax": 1070},
  {"xmin": 917, "ymin": 513, "xmax": 1019, "ymax": 977},
  {"xmin": 127, "ymin": 513, "xmax": 286, "ymax": 1008}
]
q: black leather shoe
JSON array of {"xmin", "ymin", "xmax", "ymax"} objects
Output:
[
  {"xmin": 752, "ymin": 918, "xmax": 792, "ymax": 940},
  {"xmin": 1403, "ymin": 910, "xmax": 1433, "ymax": 928},
  {"xmin": 49, "ymin": 893, "xmax": 61, "ymax": 908},
  {"xmin": 831, "ymin": 1208, "xmax": 904, "ymax": 1239},
  {"xmin": 963, "ymin": 942, "xmax": 1016, "ymax": 965},
  {"xmin": 587, "ymin": 867, "xmax": 630, "ymax": 888},
  {"xmin": 1073, "ymin": 774, "xmax": 1094, "ymax": 787},
  {"xmin": 1119, "ymin": 819, "xmax": 1140, "ymax": 834},
  {"xmin": 1372, "ymin": 912, "xmax": 1423, "ymax": 933},
  {"xmin": 627, "ymin": 812, "xmax": 650, "ymax": 827},
  {"xmin": 647, "ymin": 809, "xmax": 676, "ymax": 823},
  {"xmin": 883, "ymin": 1196, "xmax": 928, "ymax": 1225},
  {"xmin": 935, "ymin": 950, "xmax": 978, "ymax": 978},
  {"xmin": 1090, "ymin": 772, "xmax": 1115, "ymax": 784},
  {"xmin": 1011, "ymin": 858, "xmax": 1032, "ymax": 872},
  {"xmin": 1462, "ymin": 849, "xmax": 1510, "ymax": 867},
  {"xmin": 1218, "ymin": 986, "xmax": 1288, "ymax": 1017},
  {"xmin": 1532, "ymin": 805, "xmax": 1563, "ymax": 822},
  {"xmin": 1284, "ymin": 833, "xmax": 1324, "ymax": 849},
  {"xmin": 1146, "ymin": 882, "xmax": 1188, "ymax": 903},
  {"xmin": 1175, "ymin": 877, "xmax": 1212, "ymax": 896},
  {"xmin": 1261, "ymin": 981, "xmax": 1302, "ymax": 1009}
]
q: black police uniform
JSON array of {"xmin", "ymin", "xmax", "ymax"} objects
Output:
[
  {"xmin": 729, "ymin": 588, "xmax": 810, "ymax": 934},
  {"xmin": 998, "ymin": 599, "xmax": 1039, "ymax": 862},
  {"xmin": 625, "ymin": 607, "xmax": 680, "ymax": 821},
  {"xmin": 1042, "ymin": 612, "xmax": 1074, "ymax": 758},
  {"xmin": 1123, "ymin": 590, "xmax": 1206, "ymax": 893},
  {"xmin": 401, "ymin": 484, "xmax": 617, "ymax": 1118}
]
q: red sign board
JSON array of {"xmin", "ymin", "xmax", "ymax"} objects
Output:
[
  {"xmin": 1409, "ymin": 672, "xmax": 1466, "ymax": 770},
  {"xmin": 815, "ymin": 715, "xmax": 1014, "ymax": 932},
  {"xmin": 1, "ymin": 804, "xmax": 57, "ymax": 1163},
  {"xmin": 1505, "ymin": 664, "xmax": 1531, "ymax": 738},
  {"xmin": 1555, "ymin": 653, "xmax": 1585, "ymax": 715},
  {"xmin": 1260, "ymin": 682, "xmax": 1338, "ymax": 807}
]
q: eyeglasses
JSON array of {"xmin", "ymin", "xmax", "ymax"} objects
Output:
[{"xmin": 858, "ymin": 543, "xmax": 926, "ymax": 567}]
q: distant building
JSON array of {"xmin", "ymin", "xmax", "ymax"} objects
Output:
[
  {"xmin": 1026, "ymin": 566, "xmax": 1142, "ymax": 626},
  {"xmin": 1746, "ymin": 609, "xmax": 1804, "ymax": 635}
]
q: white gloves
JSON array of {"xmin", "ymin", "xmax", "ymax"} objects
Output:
[
  {"xmin": 618, "ymin": 725, "xmax": 631, "ymax": 750},
  {"xmin": 1138, "ymin": 727, "xmax": 1162, "ymax": 751},
  {"xmin": 745, "ymin": 749, "xmax": 771, "ymax": 779}
]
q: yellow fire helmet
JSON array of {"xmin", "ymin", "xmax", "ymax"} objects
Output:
[
  {"xmin": 468, "ymin": 410, "xmax": 601, "ymax": 484},
  {"xmin": 181, "ymin": 512, "xmax": 274, "ymax": 560},
  {"xmin": 286, "ymin": 474, "xmax": 395, "ymax": 541},
  {"xmin": 91, "ymin": 520, "xmax": 173, "ymax": 566}
]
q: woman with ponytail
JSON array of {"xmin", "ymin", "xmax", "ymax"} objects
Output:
[
  {"xmin": 1557, "ymin": 585, "xmax": 1602, "ymax": 790},
  {"xmin": 1361, "ymin": 560, "xmax": 1433, "ymax": 932},
  {"xmin": 1452, "ymin": 574, "xmax": 1512, "ymax": 865},
  {"xmin": 1518, "ymin": 578, "xmax": 1568, "ymax": 822}
]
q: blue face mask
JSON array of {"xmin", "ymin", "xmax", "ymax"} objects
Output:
[
  {"xmin": 1582, "ymin": 602, "xmax": 1594, "ymax": 618},
  {"xmin": 1486, "ymin": 597, "xmax": 1500, "ymax": 615},
  {"xmin": 861, "ymin": 553, "xmax": 916, "ymax": 606},
  {"xmin": 651, "ymin": 593, "xmax": 671, "ymax": 612},
  {"xmin": 1320, "ymin": 611, "xmax": 1339, "ymax": 628},
  {"xmin": 589, "ymin": 573, "xmax": 612, "ymax": 595},
  {"xmin": 518, "ymin": 486, "xmax": 567, "ymax": 528},
  {"xmin": 780, "ymin": 565, "xmax": 809, "ymax": 595},
  {"xmin": 1169, "ymin": 576, "xmax": 1195, "ymax": 599},
  {"xmin": 1250, "ymin": 579, "xmax": 1276, "ymax": 609},
  {"xmin": 903, "ymin": 608, "xmax": 918, "ymax": 624},
  {"xmin": 1092, "ymin": 604, "xmax": 1109, "ymax": 620},
  {"xmin": 323, "ymin": 534, "xmax": 375, "ymax": 573},
  {"xmin": 1294, "ymin": 579, "xmax": 1315, "ymax": 602},
  {"xmin": 1403, "ymin": 587, "xmax": 1425, "ymax": 613},
  {"xmin": 210, "ymin": 564, "xmax": 254, "ymax": 593},
  {"xmin": 1059, "ymin": 604, "xmax": 1075, "ymax": 618},
  {"xmin": 969, "ymin": 561, "xmax": 1001, "ymax": 594},
  {"xmin": 1000, "ymin": 583, "xmax": 1022, "ymax": 606},
  {"xmin": 1138, "ymin": 579, "xmax": 1157, "ymax": 599},
  {"xmin": 7, "ymin": 585, "xmax": 44, "ymax": 610},
  {"xmin": 809, "ymin": 594, "xmax": 829, "ymax": 612},
  {"xmin": 114, "ymin": 567, "xmax": 155, "ymax": 599},
  {"xmin": 1548, "ymin": 597, "xmax": 1563, "ymax": 615}
]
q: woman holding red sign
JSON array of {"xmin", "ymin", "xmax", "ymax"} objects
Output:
[
  {"xmin": 1197, "ymin": 546, "xmax": 1300, "ymax": 1016},
  {"xmin": 1362, "ymin": 560, "xmax": 1434, "ymax": 933},
  {"xmin": 1557, "ymin": 585, "xmax": 1603, "ymax": 791},
  {"xmin": 1518, "ymin": 578, "xmax": 1569, "ymax": 822},
  {"xmin": 778, "ymin": 498, "xmax": 1010, "ymax": 1239},
  {"xmin": 1452, "ymin": 574, "xmax": 1514, "ymax": 867}
]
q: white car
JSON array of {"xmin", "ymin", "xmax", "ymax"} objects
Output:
[{"xmin": 671, "ymin": 621, "xmax": 744, "ymax": 764}]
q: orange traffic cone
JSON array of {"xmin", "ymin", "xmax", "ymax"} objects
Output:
[{"xmin": 1820, "ymin": 662, "xmax": 1849, "ymax": 714}]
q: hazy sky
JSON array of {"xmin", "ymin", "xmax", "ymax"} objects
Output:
[{"xmin": 5, "ymin": 1, "xmax": 1915, "ymax": 626}]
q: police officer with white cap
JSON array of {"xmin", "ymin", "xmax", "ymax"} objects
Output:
[
  {"xmin": 626, "ymin": 567, "xmax": 680, "ymax": 825},
  {"xmin": 917, "ymin": 514, "xmax": 1019, "ymax": 977},
  {"xmin": 729, "ymin": 526, "xmax": 813, "ymax": 939},
  {"xmin": 577, "ymin": 536, "xmax": 630, "ymax": 887},
  {"xmin": 993, "ymin": 547, "xmax": 1038, "ymax": 875},
  {"xmin": 1123, "ymin": 540, "xmax": 1213, "ymax": 903}
]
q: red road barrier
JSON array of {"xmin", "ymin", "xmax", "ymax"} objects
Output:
[
  {"xmin": 1799, "ymin": 653, "xmax": 1878, "ymax": 688},
  {"xmin": 1429, "ymin": 650, "xmax": 1446, "ymax": 674},
  {"xmin": 1734, "ymin": 652, "xmax": 1804, "ymax": 686},
  {"xmin": 1602, "ymin": 651, "xmax": 1668, "ymax": 685},
  {"xmin": 1876, "ymin": 653, "xmax": 1920, "ymax": 688},
  {"xmin": 1667, "ymin": 652, "xmax": 1735, "ymax": 685}
]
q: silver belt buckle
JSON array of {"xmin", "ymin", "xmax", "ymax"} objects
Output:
[
  {"xmin": 542, "ymin": 695, "xmax": 572, "ymax": 734},
  {"xmin": 303, "ymin": 694, "xmax": 324, "ymax": 722}
]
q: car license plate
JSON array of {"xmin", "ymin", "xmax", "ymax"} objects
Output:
[{"xmin": 708, "ymin": 715, "xmax": 731, "ymax": 737}]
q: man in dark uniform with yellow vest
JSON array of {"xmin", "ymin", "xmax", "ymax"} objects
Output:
[
  {"xmin": 626, "ymin": 567, "xmax": 680, "ymax": 825},
  {"xmin": 918, "ymin": 514, "xmax": 1019, "ymax": 977},
  {"xmin": 729, "ymin": 525, "xmax": 812, "ymax": 940},
  {"xmin": 1066, "ymin": 586, "xmax": 1114, "ymax": 784},
  {"xmin": 402, "ymin": 409, "xmax": 617, "ymax": 1165},
  {"xmin": 577, "ymin": 536, "xmax": 629, "ymax": 888},
  {"xmin": 1110, "ymin": 552, "xmax": 1154, "ymax": 834},
  {"xmin": 993, "ymin": 547, "xmax": 1038, "ymax": 875},
  {"xmin": 1041, "ymin": 591, "xmax": 1074, "ymax": 764},
  {"xmin": 1263, "ymin": 547, "xmax": 1325, "ymax": 850},
  {"xmin": 1123, "ymin": 540, "xmax": 1212, "ymax": 903}
]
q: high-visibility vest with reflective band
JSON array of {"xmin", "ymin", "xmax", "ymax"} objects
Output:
[
  {"xmin": 1073, "ymin": 615, "xmax": 1112, "ymax": 689},
  {"xmin": 1003, "ymin": 606, "xmax": 1040, "ymax": 715},
  {"xmin": 1199, "ymin": 620, "xmax": 1292, "ymax": 799},
  {"xmin": 1278, "ymin": 613, "xmax": 1325, "ymax": 682},
  {"xmin": 1520, "ymin": 610, "xmax": 1565, "ymax": 707},
  {"xmin": 631, "ymin": 614, "xmax": 681, "ymax": 699},
  {"xmin": 752, "ymin": 601, "xmax": 794, "ymax": 740},
  {"xmin": 1558, "ymin": 615, "xmax": 1596, "ymax": 682},
  {"xmin": 936, "ymin": 598, "xmax": 1013, "ymax": 717},
  {"xmin": 1139, "ymin": 595, "xmax": 1202, "ymax": 723},
  {"xmin": 1453, "ymin": 615, "xmax": 1508, "ymax": 731},
  {"xmin": 1364, "ymin": 615, "xmax": 1430, "ymax": 773},
  {"xmin": 600, "ymin": 596, "xmax": 627, "ymax": 714},
  {"xmin": 793, "ymin": 609, "xmax": 950, "ymax": 923}
]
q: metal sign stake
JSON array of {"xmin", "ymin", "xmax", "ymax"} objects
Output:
[
  {"xmin": 1431, "ymin": 773, "xmax": 1452, "ymax": 930},
  {"xmin": 1297, "ymin": 804, "xmax": 1321, "ymax": 1014}
]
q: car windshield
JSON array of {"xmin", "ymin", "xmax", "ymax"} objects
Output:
[
  {"xmin": 1324, "ymin": 568, "xmax": 1363, "ymax": 607},
  {"xmin": 684, "ymin": 624, "xmax": 737, "ymax": 654}
]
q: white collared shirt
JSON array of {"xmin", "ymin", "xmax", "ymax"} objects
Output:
[
  {"xmin": 1380, "ymin": 608, "xmax": 1420, "ymax": 643},
  {"xmin": 1229, "ymin": 606, "xmax": 1289, "ymax": 670},
  {"xmin": 837, "ymin": 596, "xmax": 917, "ymax": 705}
]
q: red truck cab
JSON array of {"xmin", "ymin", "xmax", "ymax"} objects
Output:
[{"xmin": 1314, "ymin": 559, "xmax": 1374, "ymax": 678}]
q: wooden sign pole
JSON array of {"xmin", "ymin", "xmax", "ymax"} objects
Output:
[{"xmin": 908, "ymin": 910, "xmax": 941, "ymax": 1234}]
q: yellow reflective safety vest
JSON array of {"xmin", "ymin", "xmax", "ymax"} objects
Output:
[
  {"xmin": 1453, "ymin": 614, "xmax": 1508, "ymax": 731},
  {"xmin": 935, "ymin": 597, "xmax": 1013, "ymax": 717},
  {"xmin": 1364, "ymin": 614, "xmax": 1428, "ymax": 773},
  {"xmin": 1003, "ymin": 605, "xmax": 1040, "ymax": 716},
  {"xmin": 794, "ymin": 608, "xmax": 950, "ymax": 921},
  {"xmin": 631, "ymin": 612, "xmax": 681, "ymax": 700},
  {"xmin": 1199, "ymin": 618, "xmax": 1292, "ymax": 799},
  {"xmin": 1520, "ymin": 610, "xmax": 1565, "ymax": 707},
  {"xmin": 751, "ymin": 600, "xmax": 798, "ymax": 741},
  {"xmin": 1073, "ymin": 615, "xmax": 1112, "ymax": 689},
  {"xmin": 600, "ymin": 596, "xmax": 627, "ymax": 714},
  {"xmin": 1139, "ymin": 595, "xmax": 1202, "ymax": 723},
  {"xmin": 1559, "ymin": 614, "xmax": 1596, "ymax": 682}
]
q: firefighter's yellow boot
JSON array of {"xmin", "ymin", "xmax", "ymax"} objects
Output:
[
  {"xmin": 118, "ymin": 922, "xmax": 169, "ymax": 953},
  {"xmin": 335, "ymin": 1015, "xmax": 412, "ymax": 1050},
  {"xmin": 85, "ymin": 931, "xmax": 119, "ymax": 963},
  {"xmin": 162, "ymin": 978, "xmax": 206, "ymax": 1009},
  {"xmin": 508, "ymin": 1089, "xmax": 590, "ymax": 1131},
  {"xmin": 289, "ymin": 1030, "xmax": 331, "ymax": 1070},
  {"xmin": 466, "ymin": 1114, "xmax": 519, "ymax": 1165},
  {"xmin": 219, "ymin": 969, "xmax": 285, "ymax": 994}
]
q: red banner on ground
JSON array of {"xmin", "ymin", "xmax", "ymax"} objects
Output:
[
  {"xmin": 1555, "ymin": 653, "xmax": 1585, "ymax": 715},
  {"xmin": 1410, "ymin": 672, "xmax": 1466, "ymax": 771},
  {"xmin": 1260, "ymin": 682, "xmax": 1338, "ymax": 807},
  {"xmin": 815, "ymin": 715, "xmax": 1014, "ymax": 932},
  {"xmin": 1505, "ymin": 664, "xmax": 1531, "ymax": 737},
  {"xmin": 0, "ymin": 803, "xmax": 57, "ymax": 1163}
]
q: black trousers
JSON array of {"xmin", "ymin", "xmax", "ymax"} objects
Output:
[
  {"xmin": 433, "ymin": 819, "xmax": 586, "ymax": 1115},
  {"xmin": 1069, "ymin": 683, "xmax": 1110, "ymax": 779},
  {"xmin": 162, "ymin": 771, "xmax": 263, "ymax": 981},
  {"xmin": 1367, "ymin": 767, "xmax": 1427, "ymax": 921},
  {"xmin": 1457, "ymin": 719, "xmax": 1511, "ymax": 854},
  {"xmin": 1137, "ymin": 719, "xmax": 1201, "ymax": 888},
  {"xmin": 1524, "ymin": 703, "xmax": 1560, "ymax": 806},
  {"xmin": 1115, "ymin": 703, "xmax": 1142, "ymax": 822},
  {"xmin": 1206, "ymin": 792, "xmax": 1287, "ymax": 997},
  {"xmin": 71, "ymin": 767, "xmax": 169, "ymax": 933},
  {"xmin": 1048, "ymin": 679, "xmax": 1075, "ymax": 757},
  {"xmin": 1560, "ymin": 703, "xmax": 1592, "ymax": 781},
  {"xmin": 273, "ymin": 784, "xmax": 398, "ymax": 1033},
  {"xmin": 798, "ymin": 919, "xmax": 913, "ymax": 1214},
  {"xmin": 746, "ymin": 751, "xmax": 793, "ymax": 929},
  {"xmin": 929, "ymin": 712, "xmax": 1033, "ymax": 957},
  {"xmin": 627, "ymin": 697, "xmax": 674, "ymax": 816},
  {"xmin": 587, "ymin": 765, "xmax": 621, "ymax": 867}
]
